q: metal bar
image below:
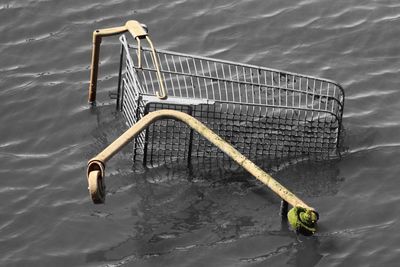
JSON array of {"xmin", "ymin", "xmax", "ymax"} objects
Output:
[
  {"xmin": 179, "ymin": 56, "xmax": 189, "ymax": 97},
  {"xmin": 172, "ymin": 55, "xmax": 182, "ymax": 97},
  {"xmin": 280, "ymin": 200, "xmax": 289, "ymax": 219},
  {"xmin": 130, "ymin": 45, "xmax": 345, "ymax": 95},
  {"xmin": 136, "ymin": 37, "xmax": 142, "ymax": 68},
  {"xmin": 116, "ymin": 43, "xmax": 124, "ymax": 110},
  {"xmin": 88, "ymin": 32, "xmax": 103, "ymax": 103},
  {"xmin": 185, "ymin": 57, "xmax": 196, "ymax": 98},
  {"xmin": 130, "ymin": 64, "xmax": 343, "ymax": 110},
  {"xmin": 187, "ymin": 107, "xmax": 194, "ymax": 165},
  {"xmin": 142, "ymin": 104, "xmax": 150, "ymax": 166},
  {"xmin": 142, "ymin": 50, "xmax": 156, "ymax": 95},
  {"xmin": 87, "ymin": 110, "xmax": 318, "ymax": 216},
  {"xmin": 146, "ymin": 36, "xmax": 167, "ymax": 99},
  {"xmin": 120, "ymin": 79, "xmax": 126, "ymax": 112}
]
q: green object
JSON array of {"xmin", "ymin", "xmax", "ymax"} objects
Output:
[{"xmin": 288, "ymin": 207, "xmax": 319, "ymax": 236}]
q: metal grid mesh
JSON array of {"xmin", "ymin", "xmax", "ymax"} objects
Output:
[{"xmin": 118, "ymin": 35, "xmax": 344, "ymax": 166}]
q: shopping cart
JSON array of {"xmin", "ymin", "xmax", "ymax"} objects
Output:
[{"xmin": 86, "ymin": 20, "xmax": 345, "ymax": 236}]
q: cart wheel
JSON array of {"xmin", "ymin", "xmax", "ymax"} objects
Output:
[{"xmin": 88, "ymin": 170, "xmax": 105, "ymax": 204}]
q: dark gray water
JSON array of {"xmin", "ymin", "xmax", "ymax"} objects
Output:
[{"xmin": 1, "ymin": 0, "xmax": 400, "ymax": 266}]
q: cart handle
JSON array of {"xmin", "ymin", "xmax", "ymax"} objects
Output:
[
  {"xmin": 88, "ymin": 20, "xmax": 167, "ymax": 103},
  {"xmin": 86, "ymin": 109, "xmax": 319, "ymax": 235}
]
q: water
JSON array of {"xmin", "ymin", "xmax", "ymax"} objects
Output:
[{"xmin": 1, "ymin": 0, "xmax": 400, "ymax": 266}]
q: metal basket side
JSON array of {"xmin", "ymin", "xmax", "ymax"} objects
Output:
[
  {"xmin": 125, "ymin": 44, "xmax": 344, "ymax": 122},
  {"xmin": 117, "ymin": 35, "xmax": 345, "ymax": 165}
]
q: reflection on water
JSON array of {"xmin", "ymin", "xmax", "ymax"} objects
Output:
[
  {"xmin": 83, "ymin": 155, "xmax": 340, "ymax": 266},
  {"xmin": 85, "ymin": 219, "xmax": 325, "ymax": 266}
]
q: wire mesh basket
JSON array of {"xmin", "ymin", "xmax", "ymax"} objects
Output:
[{"xmin": 116, "ymin": 34, "xmax": 344, "ymax": 166}]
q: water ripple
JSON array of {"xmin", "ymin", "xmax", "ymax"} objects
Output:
[{"xmin": 1, "ymin": 0, "xmax": 400, "ymax": 266}]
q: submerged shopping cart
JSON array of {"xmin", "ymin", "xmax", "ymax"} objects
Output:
[{"xmin": 86, "ymin": 21, "xmax": 344, "ymax": 235}]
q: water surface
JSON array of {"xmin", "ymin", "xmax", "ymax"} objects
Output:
[{"xmin": 1, "ymin": 0, "xmax": 400, "ymax": 266}]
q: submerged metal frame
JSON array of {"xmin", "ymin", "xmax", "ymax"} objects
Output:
[
  {"xmin": 83, "ymin": 20, "xmax": 350, "ymax": 235},
  {"xmin": 87, "ymin": 110, "xmax": 319, "ymax": 231},
  {"xmin": 118, "ymin": 41, "xmax": 345, "ymax": 165}
]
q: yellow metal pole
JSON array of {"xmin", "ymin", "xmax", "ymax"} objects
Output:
[
  {"xmin": 88, "ymin": 26, "xmax": 127, "ymax": 103},
  {"xmin": 87, "ymin": 110, "xmax": 319, "ymax": 234},
  {"xmin": 87, "ymin": 110, "xmax": 318, "ymax": 224},
  {"xmin": 146, "ymin": 36, "xmax": 167, "ymax": 99}
]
